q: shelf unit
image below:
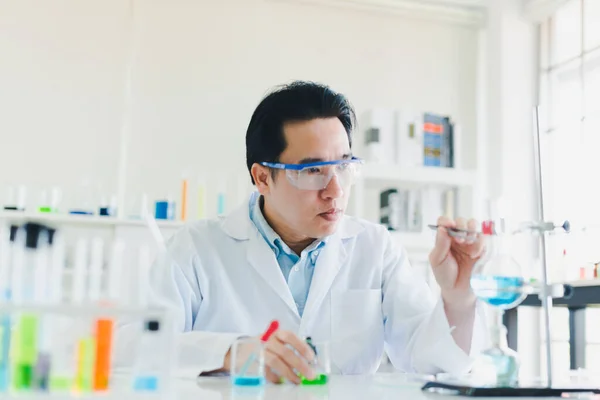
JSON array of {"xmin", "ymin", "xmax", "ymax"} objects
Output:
[
  {"xmin": 0, "ymin": 210, "xmax": 185, "ymax": 230},
  {"xmin": 351, "ymin": 163, "xmax": 479, "ymax": 256},
  {"xmin": 360, "ymin": 164, "xmax": 477, "ymax": 187}
]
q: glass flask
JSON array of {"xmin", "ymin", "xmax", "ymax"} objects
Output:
[{"xmin": 470, "ymin": 219, "xmax": 526, "ymax": 387}]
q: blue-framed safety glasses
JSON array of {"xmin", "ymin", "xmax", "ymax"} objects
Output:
[{"xmin": 260, "ymin": 156, "xmax": 364, "ymax": 190}]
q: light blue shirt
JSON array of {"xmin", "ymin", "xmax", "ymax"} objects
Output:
[{"xmin": 249, "ymin": 192, "xmax": 325, "ymax": 317}]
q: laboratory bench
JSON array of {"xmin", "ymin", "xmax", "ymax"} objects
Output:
[
  {"xmin": 504, "ymin": 280, "xmax": 600, "ymax": 370},
  {"xmin": 188, "ymin": 373, "xmax": 593, "ymax": 400}
]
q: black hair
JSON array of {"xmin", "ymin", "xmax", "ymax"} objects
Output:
[{"xmin": 245, "ymin": 80, "xmax": 356, "ymax": 184}]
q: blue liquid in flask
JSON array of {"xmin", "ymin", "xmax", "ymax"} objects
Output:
[{"xmin": 470, "ymin": 275, "xmax": 526, "ymax": 308}]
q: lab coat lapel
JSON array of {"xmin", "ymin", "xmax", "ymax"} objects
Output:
[
  {"xmin": 301, "ymin": 234, "xmax": 346, "ymax": 327},
  {"xmin": 221, "ymin": 194, "xmax": 299, "ymax": 317},
  {"xmin": 301, "ymin": 217, "xmax": 363, "ymax": 328},
  {"xmin": 246, "ymin": 226, "xmax": 300, "ymax": 317}
]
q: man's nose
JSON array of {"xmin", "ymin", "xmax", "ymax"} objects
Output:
[{"xmin": 321, "ymin": 173, "xmax": 344, "ymax": 199}]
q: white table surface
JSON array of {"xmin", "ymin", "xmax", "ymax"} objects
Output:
[
  {"xmin": 189, "ymin": 374, "xmax": 431, "ymax": 400},
  {"xmin": 179, "ymin": 373, "xmax": 575, "ymax": 400}
]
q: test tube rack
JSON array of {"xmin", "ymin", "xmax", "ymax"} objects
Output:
[{"xmin": 0, "ymin": 302, "xmax": 176, "ymax": 400}]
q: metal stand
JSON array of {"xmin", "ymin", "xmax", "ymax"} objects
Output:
[
  {"xmin": 421, "ymin": 107, "xmax": 597, "ymax": 396},
  {"xmin": 532, "ymin": 106, "xmax": 554, "ymax": 388}
]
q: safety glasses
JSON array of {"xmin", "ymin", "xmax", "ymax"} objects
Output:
[{"xmin": 260, "ymin": 157, "xmax": 363, "ymax": 190}]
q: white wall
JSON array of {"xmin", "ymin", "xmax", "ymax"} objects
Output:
[{"xmin": 0, "ymin": 0, "xmax": 479, "ymax": 218}]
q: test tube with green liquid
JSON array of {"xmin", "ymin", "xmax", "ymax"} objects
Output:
[
  {"xmin": 10, "ymin": 224, "xmax": 50, "ymax": 390},
  {"xmin": 37, "ymin": 187, "xmax": 61, "ymax": 213},
  {"xmin": 69, "ymin": 238, "xmax": 91, "ymax": 393}
]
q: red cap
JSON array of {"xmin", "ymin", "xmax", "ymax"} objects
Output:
[
  {"xmin": 260, "ymin": 320, "xmax": 279, "ymax": 342},
  {"xmin": 482, "ymin": 220, "xmax": 494, "ymax": 235}
]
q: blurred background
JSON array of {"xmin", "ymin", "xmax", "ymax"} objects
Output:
[{"xmin": 1, "ymin": 0, "xmax": 599, "ymax": 382}]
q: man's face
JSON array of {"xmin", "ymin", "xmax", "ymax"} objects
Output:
[{"xmin": 265, "ymin": 117, "xmax": 351, "ymax": 240}]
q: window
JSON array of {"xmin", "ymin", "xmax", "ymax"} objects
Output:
[
  {"xmin": 539, "ymin": 0, "xmax": 600, "ymax": 373},
  {"xmin": 540, "ymin": 0, "xmax": 600, "ymax": 269}
]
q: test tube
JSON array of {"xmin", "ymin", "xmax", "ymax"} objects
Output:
[
  {"xmin": 180, "ymin": 174, "xmax": 189, "ymax": 221},
  {"xmin": 75, "ymin": 238, "xmax": 103, "ymax": 393},
  {"xmin": 11, "ymin": 223, "xmax": 48, "ymax": 390},
  {"xmin": 0, "ymin": 224, "xmax": 13, "ymax": 392},
  {"xmin": 216, "ymin": 181, "xmax": 226, "ymax": 217},
  {"xmin": 93, "ymin": 240, "xmax": 123, "ymax": 391},
  {"xmin": 33, "ymin": 229, "xmax": 52, "ymax": 391},
  {"xmin": 132, "ymin": 245, "xmax": 162, "ymax": 392},
  {"xmin": 69, "ymin": 180, "xmax": 95, "ymax": 215},
  {"xmin": 3, "ymin": 185, "xmax": 27, "ymax": 211},
  {"xmin": 45, "ymin": 232, "xmax": 72, "ymax": 392},
  {"xmin": 59, "ymin": 238, "xmax": 87, "ymax": 393},
  {"xmin": 38, "ymin": 187, "xmax": 61, "ymax": 213}
]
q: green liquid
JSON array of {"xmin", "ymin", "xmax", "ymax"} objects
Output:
[
  {"xmin": 50, "ymin": 376, "xmax": 73, "ymax": 391},
  {"xmin": 11, "ymin": 314, "xmax": 38, "ymax": 390},
  {"xmin": 38, "ymin": 207, "xmax": 56, "ymax": 213},
  {"xmin": 13, "ymin": 365, "xmax": 33, "ymax": 390},
  {"xmin": 76, "ymin": 337, "xmax": 96, "ymax": 392},
  {"xmin": 301, "ymin": 374, "xmax": 328, "ymax": 385}
]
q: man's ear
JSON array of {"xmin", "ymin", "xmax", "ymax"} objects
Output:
[{"xmin": 251, "ymin": 163, "xmax": 271, "ymax": 195}]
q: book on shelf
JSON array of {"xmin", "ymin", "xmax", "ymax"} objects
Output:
[{"xmin": 362, "ymin": 108, "xmax": 457, "ymax": 169}]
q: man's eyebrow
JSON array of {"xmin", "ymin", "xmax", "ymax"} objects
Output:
[{"xmin": 297, "ymin": 154, "xmax": 352, "ymax": 164}]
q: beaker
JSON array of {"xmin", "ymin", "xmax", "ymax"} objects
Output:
[
  {"xmin": 230, "ymin": 337, "xmax": 266, "ymax": 387},
  {"xmin": 301, "ymin": 340, "xmax": 330, "ymax": 385}
]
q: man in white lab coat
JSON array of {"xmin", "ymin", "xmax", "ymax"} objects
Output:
[{"xmin": 117, "ymin": 81, "xmax": 488, "ymax": 383}]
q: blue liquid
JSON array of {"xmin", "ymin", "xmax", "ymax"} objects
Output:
[
  {"xmin": 0, "ymin": 315, "xmax": 10, "ymax": 392},
  {"xmin": 470, "ymin": 275, "xmax": 526, "ymax": 308},
  {"xmin": 69, "ymin": 210, "xmax": 94, "ymax": 215},
  {"xmin": 217, "ymin": 194, "xmax": 225, "ymax": 216},
  {"xmin": 133, "ymin": 376, "xmax": 158, "ymax": 391},
  {"xmin": 233, "ymin": 376, "xmax": 265, "ymax": 386}
]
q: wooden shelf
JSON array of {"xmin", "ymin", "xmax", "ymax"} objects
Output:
[
  {"xmin": 0, "ymin": 211, "xmax": 185, "ymax": 229},
  {"xmin": 360, "ymin": 164, "xmax": 477, "ymax": 187}
]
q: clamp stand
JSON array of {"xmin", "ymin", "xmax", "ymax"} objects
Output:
[{"xmin": 421, "ymin": 107, "xmax": 598, "ymax": 397}]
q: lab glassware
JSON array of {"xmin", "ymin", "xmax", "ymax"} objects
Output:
[
  {"xmin": 230, "ymin": 337, "xmax": 266, "ymax": 387},
  {"xmin": 470, "ymin": 220, "xmax": 525, "ymax": 387},
  {"xmin": 301, "ymin": 339, "xmax": 330, "ymax": 385}
]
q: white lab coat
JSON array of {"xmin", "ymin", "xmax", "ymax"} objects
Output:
[{"xmin": 115, "ymin": 194, "xmax": 488, "ymax": 378}]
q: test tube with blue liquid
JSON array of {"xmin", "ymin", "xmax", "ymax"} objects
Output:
[
  {"xmin": 0, "ymin": 224, "xmax": 13, "ymax": 392},
  {"xmin": 132, "ymin": 245, "xmax": 163, "ymax": 392},
  {"xmin": 216, "ymin": 182, "xmax": 226, "ymax": 217}
]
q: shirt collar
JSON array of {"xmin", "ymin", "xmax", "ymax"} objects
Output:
[{"xmin": 249, "ymin": 192, "xmax": 327, "ymax": 259}]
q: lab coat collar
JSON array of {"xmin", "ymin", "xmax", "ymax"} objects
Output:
[{"xmin": 220, "ymin": 192, "xmax": 364, "ymax": 241}]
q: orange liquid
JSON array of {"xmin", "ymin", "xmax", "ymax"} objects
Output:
[
  {"xmin": 93, "ymin": 319, "xmax": 113, "ymax": 391},
  {"xmin": 181, "ymin": 179, "xmax": 188, "ymax": 221}
]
